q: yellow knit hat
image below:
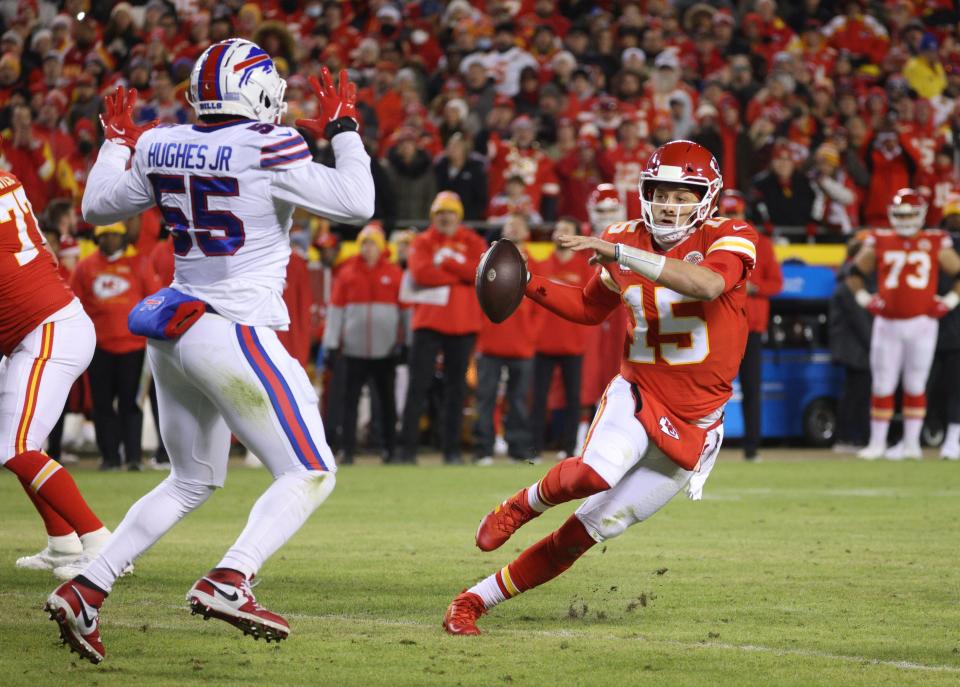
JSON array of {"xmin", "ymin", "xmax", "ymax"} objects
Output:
[
  {"xmin": 94, "ymin": 223, "xmax": 126, "ymax": 237},
  {"xmin": 429, "ymin": 191, "xmax": 464, "ymax": 221}
]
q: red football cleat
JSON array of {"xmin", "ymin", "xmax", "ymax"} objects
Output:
[
  {"xmin": 186, "ymin": 568, "xmax": 289, "ymax": 642},
  {"xmin": 442, "ymin": 591, "xmax": 486, "ymax": 636},
  {"xmin": 475, "ymin": 488, "xmax": 540, "ymax": 551},
  {"xmin": 45, "ymin": 579, "xmax": 107, "ymax": 664}
]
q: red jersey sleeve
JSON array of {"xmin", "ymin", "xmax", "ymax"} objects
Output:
[{"xmin": 702, "ymin": 219, "xmax": 759, "ymax": 291}]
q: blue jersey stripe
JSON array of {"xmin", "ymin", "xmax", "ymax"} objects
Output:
[{"xmin": 261, "ymin": 148, "xmax": 312, "ymax": 168}]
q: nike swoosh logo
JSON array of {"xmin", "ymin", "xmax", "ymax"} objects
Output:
[
  {"xmin": 71, "ymin": 587, "xmax": 97, "ymax": 634},
  {"xmin": 204, "ymin": 578, "xmax": 239, "ymax": 602},
  {"xmin": 113, "ymin": 127, "xmax": 126, "ymax": 135},
  {"xmin": 732, "ymin": 224, "xmax": 747, "ymax": 232}
]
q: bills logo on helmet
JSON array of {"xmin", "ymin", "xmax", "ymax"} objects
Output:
[{"xmin": 234, "ymin": 46, "xmax": 274, "ymax": 87}]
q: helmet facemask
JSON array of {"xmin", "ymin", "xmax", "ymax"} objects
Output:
[
  {"xmin": 639, "ymin": 179, "xmax": 717, "ymax": 245},
  {"xmin": 888, "ymin": 203, "xmax": 926, "ymax": 235}
]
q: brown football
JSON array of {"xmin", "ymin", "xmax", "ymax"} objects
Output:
[{"xmin": 475, "ymin": 239, "xmax": 528, "ymax": 324}]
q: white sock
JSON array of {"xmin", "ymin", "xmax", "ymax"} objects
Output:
[
  {"xmin": 468, "ymin": 568, "xmax": 511, "ymax": 609},
  {"xmin": 527, "ymin": 482, "xmax": 550, "ymax": 513},
  {"xmin": 868, "ymin": 420, "xmax": 890, "ymax": 448},
  {"xmin": 79, "ymin": 527, "xmax": 111, "ymax": 554},
  {"xmin": 945, "ymin": 423, "xmax": 960, "ymax": 449},
  {"xmin": 49, "ymin": 533, "xmax": 82, "ymax": 555},
  {"xmin": 903, "ymin": 418, "xmax": 923, "ymax": 449},
  {"xmin": 218, "ymin": 471, "xmax": 335, "ymax": 579},
  {"xmin": 83, "ymin": 477, "xmax": 213, "ymax": 593}
]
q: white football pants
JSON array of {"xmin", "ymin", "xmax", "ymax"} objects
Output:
[
  {"xmin": 81, "ymin": 313, "xmax": 336, "ymax": 591},
  {"xmin": 575, "ymin": 376, "xmax": 723, "ymax": 542},
  {"xmin": 0, "ymin": 300, "xmax": 94, "ymax": 464},
  {"xmin": 869, "ymin": 315, "xmax": 938, "ymax": 396}
]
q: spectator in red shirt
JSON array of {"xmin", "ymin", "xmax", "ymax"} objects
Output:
[
  {"xmin": 71, "ymin": 223, "xmax": 160, "ymax": 471},
  {"xmin": 474, "ymin": 214, "xmax": 541, "ymax": 464},
  {"xmin": 529, "ymin": 217, "xmax": 595, "ymax": 461},
  {"xmin": 397, "ymin": 192, "xmax": 487, "ymax": 464},
  {"xmin": 324, "ymin": 224, "xmax": 404, "ymax": 464},
  {"xmin": 554, "ymin": 132, "xmax": 607, "ymax": 221},
  {"xmin": 724, "ymin": 192, "xmax": 783, "ymax": 461}
]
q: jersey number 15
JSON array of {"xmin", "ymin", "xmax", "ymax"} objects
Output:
[{"xmin": 148, "ymin": 173, "xmax": 245, "ymax": 257}]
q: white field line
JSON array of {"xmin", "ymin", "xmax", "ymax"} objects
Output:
[{"xmin": 75, "ymin": 607, "xmax": 960, "ymax": 675}]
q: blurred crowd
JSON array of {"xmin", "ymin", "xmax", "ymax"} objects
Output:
[
  {"xmin": 4, "ymin": 0, "xmax": 960, "ymax": 464},
  {"xmin": 5, "ymin": 1, "xmax": 960, "ymax": 239}
]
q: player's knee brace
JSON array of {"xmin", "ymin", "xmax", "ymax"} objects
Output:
[{"xmin": 582, "ymin": 427, "xmax": 648, "ymax": 489}]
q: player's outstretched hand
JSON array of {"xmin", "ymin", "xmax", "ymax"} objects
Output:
[
  {"xmin": 296, "ymin": 67, "xmax": 359, "ymax": 140},
  {"xmin": 100, "ymin": 86, "xmax": 158, "ymax": 151},
  {"xmin": 558, "ymin": 234, "xmax": 616, "ymax": 265}
]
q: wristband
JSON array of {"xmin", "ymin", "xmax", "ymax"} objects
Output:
[
  {"xmin": 615, "ymin": 243, "xmax": 666, "ymax": 280},
  {"xmin": 324, "ymin": 116, "xmax": 360, "ymax": 139},
  {"xmin": 942, "ymin": 291, "xmax": 960, "ymax": 310},
  {"xmin": 854, "ymin": 289, "xmax": 872, "ymax": 308}
]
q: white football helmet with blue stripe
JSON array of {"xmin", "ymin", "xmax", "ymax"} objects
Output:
[{"xmin": 187, "ymin": 39, "xmax": 288, "ymax": 124}]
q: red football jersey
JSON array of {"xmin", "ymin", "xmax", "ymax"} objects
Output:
[
  {"xmin": 865, "ymin": 229, "xmax": 951, "ymax": 319},
  {"xmin": 601, "ymin": 216, "xmax": 758, "ymax": 424},
  {"xmin": 0, "ymin": 171, "xmax": 74, "ymax": 355}
]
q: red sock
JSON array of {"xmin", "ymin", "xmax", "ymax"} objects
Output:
[
  {"xmin": 903, "ymin": 393, "xmax": 926, "ymax": 419},
  {"xmin": 507, "ymin": 515, "xmax": 597, "ymax": 593},
  {"xmin": 5, "ymin": 451, "xmax": 103, "ymax": 536},
  {"xmin": 870, "ymin": 395, "xmax": 895, "ymax": 420},
  {"xmin": 536, "ymin": 457, "xmax": 610, "ymax": 507},
  {"xmin": 18, "ymin": 478, "xmax": 74, "ymax": 536}
]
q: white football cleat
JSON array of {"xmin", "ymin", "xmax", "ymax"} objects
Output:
[
  {"xmin": 940, "ymin": 443, "xmax": 960, "ymax": 461},
  {"xmin": 16, "ymin": 546, "xmax": 84, "ymax": 572},
  {"xmin": 884, "ymin": 442, "xmax": 923, "ymax": 461},
  {"xmin": 857, "ymin": 444, "xmax": 886, "ymax": 460},
  {"xmin": 52, "ymin": 556, "xmax": 134, "ymax": 581}
]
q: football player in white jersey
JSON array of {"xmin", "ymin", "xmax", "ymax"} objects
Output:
[{"xmin": 45, "ymin": 39, "xmax": 374, "ymax": 664}]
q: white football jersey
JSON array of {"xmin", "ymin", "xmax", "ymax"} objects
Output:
[{"xmin": 82, "ymin": 120, "xmax": 374, "ymax": 328}]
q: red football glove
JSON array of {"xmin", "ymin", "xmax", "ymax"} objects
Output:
[
  {"xmin": 100, "ymin": 86, "xmax": 158, "ymax": 150},
  {"xmin": 866, "ymin": 294, "xmax": 886, "ymax": 316},
  {"xmin": 295, "ymin": 67, "xmax": 359, "ymax": 140}
]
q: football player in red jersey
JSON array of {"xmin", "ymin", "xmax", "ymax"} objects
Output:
[
  {"xmin": 0, "ymin": 170, "xmax": 113, "ymax": 577},
  {"xmin": 443, "ymin": 142, "xmax": 758, "ymax": 635},
  {"xmin": 846, "ymin": 189, "xmax": 960, "ymax": 460}
]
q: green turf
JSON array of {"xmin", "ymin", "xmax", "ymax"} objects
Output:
[{"xmin": 1, "ymin": 452, "xmax": 959, "ymax": 686}]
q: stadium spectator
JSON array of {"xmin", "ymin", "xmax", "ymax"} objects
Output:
[
  {"xmin": 528, "ymin": 217, "xmax": 593, "ymax": 462},
  {"xmin": 383, "ymin": 127, "xmax": 436, "ymax": 223},
  {"xmin": 324, "ymin": 224, "xmax": 404, "ymax": 464},
  {"xmin": 488, "ymin": 174, "xmax": 542, "ymax": 227},
  {"xmin": 749, "ymin": 142, "xmax": 814, "ymax": 229},
  {"xmin": 473, "ymin": 214, "xmax": 540, "ymax": 465},
  {"xmin": 434, "ymin": 133, "xmax": 488, "ymax": 221},
  {"xmin": 396, "ymin": 192, "xmax": 486, "ymax": 465},
  {"xmin": 810, "ymin": 142, "xmax": 859, "ymax": 236},
  {"xmin": 554, "ymin": 131, "xmax": 607, "ymax": 222},
  {"xmin": 830, "ymin": 239, "xmax": 874, "ymax": 452},
  {"xmin": 71, "ymin": 224, "xmax": 159, "ymax": 471},
  {"xmin": 276, "ymin": 227, "xmax": 314, "ymax": 369},
  {"xmin": 726, "ymin": 191, "xmax": 783, "ymax": 461}
]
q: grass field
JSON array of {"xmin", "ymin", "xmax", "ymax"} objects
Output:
[{"xmin": 1, "ymin": 449, "xmax": 959, "ymax": 686}]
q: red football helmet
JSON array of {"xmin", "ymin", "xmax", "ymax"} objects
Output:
[
  {"xmin": 638, "ymin": 140, "xmax": 722, "ymax": 244},
  {"xmin": 587, "ymin": 183, "xmax": 626, "ymax": 235},
  {"xmin": 887, "ymin": 188, "xmax": 927, "ymax": 235}
]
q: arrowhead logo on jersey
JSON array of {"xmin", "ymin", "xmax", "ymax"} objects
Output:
[
  {"xmin": 659, "ymin": 415, "xmax": 680, "ymax": 440},
  {"xmin": 92, "ymin": 274, "xmax": 132, "ymax": 300}
]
